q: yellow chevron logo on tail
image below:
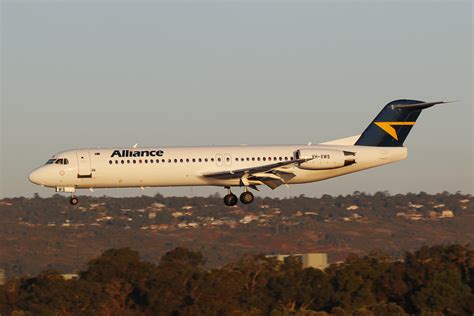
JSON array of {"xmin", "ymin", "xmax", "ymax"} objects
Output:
[{"xmin": 374, "ymin": 122, "xmax": 416, "ymax": 141}]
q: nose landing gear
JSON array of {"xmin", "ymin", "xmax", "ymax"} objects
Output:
[{"xmin": 69, "ymin": 196, "xmax": 79, "ymax": 205}]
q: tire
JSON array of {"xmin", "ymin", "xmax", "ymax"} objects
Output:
[
  {"xmin": 70, "ymin": 197, "xmax": 79, "ymax": 205},
  {"xmin": 224, "ymin": 194, "xmax": 238, "ymax": 206},
  {"xmin": 240, "ymin": 192, "xmax": 254, "ymax": 204}
]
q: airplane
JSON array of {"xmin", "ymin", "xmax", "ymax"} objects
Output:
[{"xmin": 28, "ymin": 99, "xmax": 449, "ymax": 206}]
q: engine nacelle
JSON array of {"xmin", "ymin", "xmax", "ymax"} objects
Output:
[{"xmin": 296, "ymin": 149, "xmax": 356, "ymax": 170}]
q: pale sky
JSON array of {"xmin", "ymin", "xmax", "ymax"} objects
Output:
[{"xmin": 1, "ymin": 1, "xmax": 472, "ymax": 198}]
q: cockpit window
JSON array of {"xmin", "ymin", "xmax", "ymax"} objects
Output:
[{"xmin": 46, "ymin": 158, "xmax": 69, "ymax": 165}]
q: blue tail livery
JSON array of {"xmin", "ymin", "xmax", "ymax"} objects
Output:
[{"xmin": 355, "ymin": 99, "xmax": 450, "ymax": 147}]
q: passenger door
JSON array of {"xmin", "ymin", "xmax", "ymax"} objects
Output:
[{"xmin": 76, "ymin": 151, "xmax": 92, "ymax": 178}]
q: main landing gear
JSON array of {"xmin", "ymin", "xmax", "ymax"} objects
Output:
[{"xmin": 223, "ymin": 187, "xmax": 255, "ymax": 206}]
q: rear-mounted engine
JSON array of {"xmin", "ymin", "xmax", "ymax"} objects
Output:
[{"xmin": 295, "ymin": 149, "xmax": 356, "ymax": 170}]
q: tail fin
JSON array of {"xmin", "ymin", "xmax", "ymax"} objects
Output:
[{"xmin": 355, "ymin": 99, "xmax": 449, "ymax": 147}]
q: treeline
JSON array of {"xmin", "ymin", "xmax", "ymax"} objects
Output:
[{"xmin": 1, "ymin": 244, "xmax": 473, "ymax": 315}]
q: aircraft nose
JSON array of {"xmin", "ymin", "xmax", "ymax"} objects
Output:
[{"xmin": 28, "ymin": 168, "xmax": 46, "ymax": 185}]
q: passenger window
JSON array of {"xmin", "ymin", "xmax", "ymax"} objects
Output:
[
  {"xmin": 279, "ymin": 157, "xmax": 282, "ymax": 161},
  {"xmin": 257, "ymin": 157, "xmax": 261, "ymax": 161},
  {"xmin": 109, "ymin": 160, "xmax": 112, "ymax": 164},
  {"xmin": 115, "ymin": 160, "xmax": 119, "ymax": 164},
  {"xmin": 180, "ymin": 159, "xmax": 183, "ymax": 163},
  {"xmin": 133, "ymin": 160, "xmax": 136, "ymax": 164},
  {"xmin": 263, "ymin": 157, "xmax": 266, "ymax": 161},
  {"xmin": 127, "ymin": 160, "xmax": 130, "ymax": 164},
  {"xmin": 218, "ymin": 158, "xmax": 221, "ymax": 162},
  {"xmin": 186, "ymin": 158, "xmax": 189, "ymax": 162},
  {"xmin": 246, "ymin": 157, "xmax": 250, "ymax": 161},
  {"xmin": 192, "ymin": 158, "xmax": 196, "ymax": 162},
  {"xmin": 211, "ymin": 158, "xmax": 214, "ymax": 162},
  {"xmin": 121, "ymin": 160, "xmax": 124, "ymax": 164},
  {"xmin": 198, "ymin": 158, "xmax": 202, "ymax": 162},
  {"xmin": 205, "ymin": 158, "xmax": 208, "ymax": 162},
  {"xmin": 145, "ymin": 159, "xmax": 148, "ymax": 163},
  {"xmin": 174, "ymin": 159, "xmax": 178, "ymax": 163},
  {"xmin": 252, "ymin": 157, "xmax": 255, "ymax": 161}
]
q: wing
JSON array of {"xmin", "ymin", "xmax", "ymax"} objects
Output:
[{"xmin": 202, "ymin": 158, "xmax": 307, "ymax": 190}]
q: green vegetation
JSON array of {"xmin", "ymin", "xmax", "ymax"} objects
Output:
[{"xmin": 1, "ymin": 244, "xmax": 473, "ymax": 315}]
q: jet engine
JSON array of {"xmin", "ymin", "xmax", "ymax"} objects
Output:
[{"xmin": 296, "ymin": 149, "xmax": 356, "ymax": 170}]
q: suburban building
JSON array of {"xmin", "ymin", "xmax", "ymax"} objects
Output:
[{"xmin": 269, "ymin": 253, "xmax": 328, "ymax": 270}]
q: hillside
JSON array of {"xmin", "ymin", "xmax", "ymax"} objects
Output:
[{"xmin": 0, "ymin": 192, "xmax": 472, "ymax": 277}]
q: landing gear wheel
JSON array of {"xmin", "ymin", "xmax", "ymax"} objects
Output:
[
  {"xmin": 69, "ymin": 197, "xmax": 79, "ymax": 205},
  {"xmin": 240, "ymin": 191, "xmax": 254, "ymax": 204},
  {"xmin": 224, "ymin": 194, "xmax": 238, "ymax": 206}
]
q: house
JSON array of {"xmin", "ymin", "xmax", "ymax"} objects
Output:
[
  {"xmin": 406, "ymin": 212, "xmax": 423, "ymax": 220},
  {"xmin": 149, "ymin": 202, "xmax": 166, "ymax": 210},
  {"xmin": 61, "ymin": 274, "xmax": 79, "ymax": 281},
  {"xmin": 440, "ymin": 210, "xmax": 454, "ymax": 218},
  {"xmin": 89, "ymin": 202, "xmax": 106, "ymax": 209},
  {"xmin": 240, "ymin": 215, "xmax": 258, "ymax": 224},
  {"xmin": 177, "ymin": 222, "xmax": 188, "ymax": 228},
  {"xmin": 346, "ymin": 205, "xmax": 359, "ymax": 211},
  {"xmin": 408, "ymin": 203, "xmax": 424, "ymax": 209},
  {"xmin": 269, "ymin": 253, "xmax": 328, "ymax": 270}
]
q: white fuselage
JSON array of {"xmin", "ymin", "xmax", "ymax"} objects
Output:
[{"xmin": 28, "ymin": 144, "xmax": 407, "ymax": 191}]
